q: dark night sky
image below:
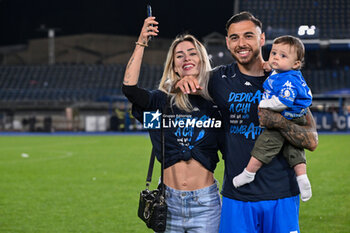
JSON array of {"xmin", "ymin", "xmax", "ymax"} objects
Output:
[{"xmin": 0, "ymin": 0, "xmax": 235, "ymax": 46}]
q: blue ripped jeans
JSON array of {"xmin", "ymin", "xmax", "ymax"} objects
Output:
[{"xmin": 160, "ymin": 180, "xmax": 221, "ymax": 233}]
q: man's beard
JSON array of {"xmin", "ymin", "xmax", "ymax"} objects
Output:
[{"xmin": 231, "ymin": 47, "xmax": 260, "ymax": 65}]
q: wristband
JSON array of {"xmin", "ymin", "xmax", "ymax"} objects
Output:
[{"xmin": 135, "ymin": 42, "xmax": 148, "ymax": 47}]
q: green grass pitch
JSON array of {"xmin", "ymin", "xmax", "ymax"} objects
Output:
[{"xmin": 0, "ymin": 134, "xmax": 349, "ymax": 233}]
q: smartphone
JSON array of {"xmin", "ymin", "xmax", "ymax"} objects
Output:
[
  {"xmin": 147, "ymin": 4, "xmax": 153, "ymax": 40},
  {"xmin": 147, "ymin": 4, "xmax": 152, "ymax": 18}
]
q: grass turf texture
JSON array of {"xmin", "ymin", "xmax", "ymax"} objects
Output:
[{"xmin": 0, "ymin": 134, "xmax": 349, "ymax": 233}]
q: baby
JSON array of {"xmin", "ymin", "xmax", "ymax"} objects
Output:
[{"xmin": 233, "ymin": 35, "xmax": 313, "ymax": 202}]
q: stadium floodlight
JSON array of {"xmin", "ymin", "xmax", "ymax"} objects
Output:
[{"xmin": 37, "ymin": 25, "xmax": 61, "ymax": 65}]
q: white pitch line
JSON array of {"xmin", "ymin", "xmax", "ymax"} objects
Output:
[
  {"xmin": 0, "ymin": 140, "xmax": 99, "ymax": 152},
  {"xmin": 0, "ymin": 152, "xmax": 73, "ymax": 164}
]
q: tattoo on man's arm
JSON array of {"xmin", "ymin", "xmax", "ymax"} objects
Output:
[
  {"xmin": 280, "ymin": 110, "xmax": 317, "ymax": 150},
  {"xmin": 279, "ymin": 120, "xmax": 312, "ymax": 149},
  {"xmin": 260, "ymin": 108, "xmax": 317, "ymax": 150}
]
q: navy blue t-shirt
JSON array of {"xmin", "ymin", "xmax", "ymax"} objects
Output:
[
  {"xmin": 209, "ymin": 63, "xmax": 299, "ymax": 202},
  {"xmin": 132, "ymin": 90, "xmax": 222, "ymax": 173}
]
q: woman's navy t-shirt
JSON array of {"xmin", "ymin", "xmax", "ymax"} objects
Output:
[{"xmin": 131, "ymin": 89, "xmax": 222, "ymax": 173}]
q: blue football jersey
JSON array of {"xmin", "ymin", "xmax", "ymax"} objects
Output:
[{"xmin": 263, "ymin": 70, "xmax": 312, "ymax": 119}]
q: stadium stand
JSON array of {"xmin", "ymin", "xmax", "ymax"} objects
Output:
[
  {"xmin": 0, "ymin": 64, "xmax": 163, "ymax": 103},
  {"xmin": 1, "ymin": 64, "xmax": 349, "ymax": 104},
  {"xmin": 238, "ymin": 0, "xmax": 350, "ymax": 39},
  {"xmin": 1, "ymin": 1, "xmax": 350, "ymax": 132}
]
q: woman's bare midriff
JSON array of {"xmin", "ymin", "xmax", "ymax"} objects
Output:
[{"xmin": 164, "ymin": 159, "xmax": 214, "ymax": 191}]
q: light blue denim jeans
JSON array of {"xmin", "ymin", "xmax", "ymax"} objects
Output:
[{"xmin": 160, "ymin": 180, "xmax": 221, "ymax": 233}]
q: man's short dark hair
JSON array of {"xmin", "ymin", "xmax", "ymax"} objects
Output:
[{"xmin": 226, "ymin": 11, "xmax": 262, "ymax": 31}]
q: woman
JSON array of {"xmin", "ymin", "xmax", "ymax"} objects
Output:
[{"xmin": 122, "ymin": 16, "xmax": 222, "ymax": 233}]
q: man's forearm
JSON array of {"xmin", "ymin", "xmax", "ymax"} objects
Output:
[
  {"xmin": 278, "ymin": 112, "xmax": 318, "ymax": 151},
  {"xmin": 259, "ymin": 108, "xmax": 318, "ymax": 151}
]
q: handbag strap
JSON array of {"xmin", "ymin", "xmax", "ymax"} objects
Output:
[
  {"xmin": 145, "ymin": 149, "xmax": 156, "ymax": 188},
  {"xmin": 160, "ymin": 112, "xmax": 165, "ymax": 196},
  {"xmin": 145, "ymin": 99, "xmax": 168, "ymax": 191}
]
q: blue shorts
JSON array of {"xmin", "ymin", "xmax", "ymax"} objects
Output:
[
  {"xmin": 162, "ymin": 180, "xmax": 221, "ymax": 233},
  {"xmin": 219, "ymin": 195, "xmax": 300, "ymax": 233}
]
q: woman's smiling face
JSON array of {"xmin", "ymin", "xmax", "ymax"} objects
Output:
[{"xmin": 173, "ymin": 41, "xmax": 201, "ymax": 78}]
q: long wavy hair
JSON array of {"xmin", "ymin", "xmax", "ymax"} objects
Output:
[{"xmin": 158, "ymin": 34, "xmax": 212, "ymax": 112}]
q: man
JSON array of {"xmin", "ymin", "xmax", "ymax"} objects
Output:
[{"xmin": 176, "ymin": 12, "xmax": 318, "ymax": 233}]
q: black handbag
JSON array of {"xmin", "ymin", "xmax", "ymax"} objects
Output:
[{"xmin": 138, "ymin": 113, "xmax": 167, "ymax": 232}]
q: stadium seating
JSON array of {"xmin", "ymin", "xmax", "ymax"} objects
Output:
[
  {"xmin": 1, "ymin": 64, "xmax": 349, "ymax": 104},
  {"xmin": 238, "ymin": 0, "xmax": 350, "ymax": 39},
  {"xmin": 0, "ymin": 64, "xmax": 163, "ymax": 103}
]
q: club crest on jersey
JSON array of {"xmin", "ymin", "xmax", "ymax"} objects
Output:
[
  {"xmin": 280, "ymin": 87, "xmax": 296, "ymax": 101},
  {"xmin": 284, "ymin": 89, "xmax": 291, "ymax": 97}
]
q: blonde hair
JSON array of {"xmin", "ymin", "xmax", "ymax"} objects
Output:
[{"xmin": 158, "ymin": 34, "xmax": 212, "ymax": 112}]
